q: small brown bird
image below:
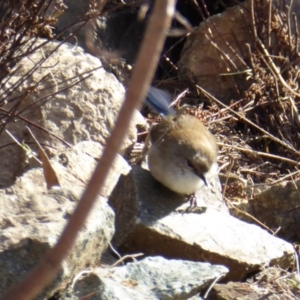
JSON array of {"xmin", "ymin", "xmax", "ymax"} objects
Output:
[{"xmin": 145, "ymin": 87, "xmax": 218, "ymax": 196}]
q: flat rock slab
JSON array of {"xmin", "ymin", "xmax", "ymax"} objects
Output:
[
  {"xmin": 109, "ymin": 167, "xmax": 293, "ymax": 281},
  {"xmin": 109, "ymin": 165, "xmax": 227, "ymax": 246},
  {"xmin": 120, "ymin": 175, "xmax": 294, "ymax": 281},
  {"xmin": 70, "ymin": 256, "xmax": 228, "ymax": 300}
]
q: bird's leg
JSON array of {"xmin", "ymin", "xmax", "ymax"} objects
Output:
[
  {"xmin": 188, "ymin": 193, "xmax": 197, "ymax": 207},
  {"xmin": 178, "ymin": 193, "xmax": 207, "ymax": 214}
]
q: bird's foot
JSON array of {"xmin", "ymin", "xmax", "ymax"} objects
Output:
[
  {"xmin": 176, "ymin": 193, "xmax": 207, "ymax": 214},
  {"xmin": 188, "ymin": 193, "xmax": 197, "ymax": 207}
]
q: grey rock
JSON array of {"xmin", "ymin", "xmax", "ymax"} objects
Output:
[
  {"xmin": 178, "ymin": 1, "xmax": 251, "ymax": 103},
  {"xmin": 117, "ymin": 168, "xmax": 294, "ymax": 281},
  {"xmin": 53, "ymin": 0, "xmax": 90, "ymax": 49},
  {"xmin": 70, "ymin": 256, "xmax": 228, "ymax": 300},
  {"xmin": 55, "ymin": 0, "xmax": 146, "ymax": 64},
  {"xmin": 178, "ymin": 0, "xmax": 300, "ymax": 105},
  {"xmin": 0, "ymin": 187, "xmax": 114, "ymax": 299},
  {"xmin": 122, "ymin": 207, "xmax": 294, "ymax": 281},
  {"xmin": 52, "ymin": 141, "xmax": 132, "ymax": 197},
  {"xmin": 109, "ymin": 165, "xmax": 226, "ymax": 246},
  {"xmin": 0, "ymin": 141, "xmax": 132, "ymax": 298},
  {"xmin": 0, "ymin": 38, "xmax": 143, "ymax": 188}
]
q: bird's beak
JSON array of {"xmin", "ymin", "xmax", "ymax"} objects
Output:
[{"xmin": 199, "ymin": 174, "xmax": 208, "ymax": 186}]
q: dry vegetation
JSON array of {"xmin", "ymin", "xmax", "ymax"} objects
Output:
[
  {"xmin": 213, "ymin": 0, "xmax": 300, "ymax": 190},
  {"xmin": 134, "ymin": 0, "xmax": 300, "ymax": 204},
  {"xmin": 3, "ymin": 0, "xmax": 299, "ymax": 218},
  {"xmin": 1, "ymin": 0, "xmax": 299, "ymax": 298}
]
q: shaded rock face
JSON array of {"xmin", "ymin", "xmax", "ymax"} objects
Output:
[
  {"xmin": 250, "ymin": 179, "xmax": 300, "ymax": 241},
  {"xmin": 178, "ymin": 0, "xmax": 252, "ymax": 103},
  {"xmin": 93, "ymin": 8, "xmax": 147, "ymax": 65},
  {"xmin": 54, "ymin": 0, "xmax": 147, "ymax": 83}
]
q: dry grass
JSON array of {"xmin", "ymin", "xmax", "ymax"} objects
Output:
[{"xmin": 248, "ymin": 266, "xmax": 300, "ymax": 299}]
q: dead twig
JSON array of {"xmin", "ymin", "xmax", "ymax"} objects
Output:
[{"xmin": 219, "ymin": 142, "xmax": 300, "ymax": 167}]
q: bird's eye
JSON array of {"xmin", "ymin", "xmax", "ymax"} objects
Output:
[{"xmin": 186, "ymin": 159, "xmax": 194, "ymax": 169}]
